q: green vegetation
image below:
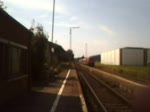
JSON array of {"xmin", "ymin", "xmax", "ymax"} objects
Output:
[
  {"xmin": 30, "ymin": 24, "xmax": 73, "ymax": 83},
  {"xmin": 31, "ymin": 24, "xmax": 50, "ymax": 82},
  {"xmin": 95, "ymin": 63, "xmax": 150, "ymax": 83},
  {"xmin": 0, "ymin": 0, "xmax": 6, "ymax": 10}
]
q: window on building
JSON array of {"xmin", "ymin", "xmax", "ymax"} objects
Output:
[
  {"xmin": 0, "ymin": 42, "xmax": 7, "ymax": 80},
  {"xmin": 8, "ymin": 46, "xmax": 28, "ymax": 78},
  {"xmin": 11, "ymin": 47, "xmax": 21, "ymax": 75},
  {"xmin": 0, "ymin": 40, "xmax": 28, "ymax": 79},
  {"xmin": 20, "ymin": 49, "xmax": 28, "ymax": 74}
]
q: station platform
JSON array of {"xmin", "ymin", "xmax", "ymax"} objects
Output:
[{"xmin": 1, "ymin": 69, "xmax": 87, "ymax": 112}]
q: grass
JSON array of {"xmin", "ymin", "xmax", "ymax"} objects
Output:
[{"xmin": 95, "ymin": 63, "xmax": 150, "ymax": 84}]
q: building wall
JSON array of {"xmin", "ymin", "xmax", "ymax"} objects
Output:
[
  {"xmin": 101, "ymin": 47, "xmax": 146, "ymax": 66},
  {"xmin": 114, "ymin": 49, "xmax": 120, "ymax": 65},
  {"xmin": 101, "ymin": 49, "xmax": 121, "ymax": 65},
  {"xmin": 122, "ymin": 48, "xmax": 144, "ymax": 66},
  {"xmin": 101, "ymin": 52, "xmax": 107, "ymax": 64},
  {"xmin": 146, "ymin": 49, "xmax": 150, "ymax": 64},
  {"xmin": 0, "ymin": 76, "xmax": 29, "ymax": 104},
  {"xmin": 0, "ymin": 9, "xmax": 32, "ymax": 104}
]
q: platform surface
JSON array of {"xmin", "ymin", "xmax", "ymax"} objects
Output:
[{"xmin": 1, "ymin": 69, "xmax": 87, "ymax": 112}]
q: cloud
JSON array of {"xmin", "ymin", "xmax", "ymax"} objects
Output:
[
  {"xmin": 5, "ymin": 0, "xmax": 51, "ymax": 10},
  {"xmin": 5, "ymin": 0, "xmax": 69, "ymax": 15},
  {"xmin": 55, "ymin": 22, "xmax": 70, "ymax": 27},
  {"xmin": 48, "ymin": 33, "xmax": 69, "ymax": 50},
  {"xmin": 55, "ymin": 21, "xmax": 93, "ymax": 30},
  {"xmin": 70, "ymin": 16, "xmax": 79, "ymax": 21},
  {"xmin": 68, "ymin": 15, "xmax": 93, "ymax": 30},
  {"xmin": 77, "ymin": 21, "xmax": 93, "ymax": 30},
  {"xmin": 99, "ymin": 25, "xmax": 116, "ymax": 36},
  {"xmin": 72, "ymin": 38, "xmax": 113, "ymax": 57},
  {"xmin": 47, "ymin": 22, "xmax": 70, "ymax": 28},
  {"xmin": 6, "ymin": 7, "xmax": 14, "ymax": 14},
  {"xmin": 38, "ymin": 13, "xmax": 49, "ymax": 19},
  {"xmin": 55, "ymin": 22, "xmax": 80, "ymax": 29}
]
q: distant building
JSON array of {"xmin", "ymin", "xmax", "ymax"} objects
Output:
[
  {"xmin": 48, "ymin": 42, "xmax": 69, "ymax": 63},
  {"xmin": 101, "ymin": 47, "xmax": 150, "ymax": 66}
]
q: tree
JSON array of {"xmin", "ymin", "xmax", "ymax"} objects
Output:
[
  {"xmin": 66, "ymin": 49, "xmax": 74, "ymax": 61},
  {"xmin": 31, "ymin": 24, "xmax": 50, "ymax": 82},
  {"xmin": 0, "ymin": 0, "xmax": 6, "ymax": 10}
]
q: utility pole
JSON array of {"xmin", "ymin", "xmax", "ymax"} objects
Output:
[
  {"xmin": 70, "ymin": 28, "xmax": 72, "ymax": 50},
  {"xmin": 51, "ymin": 0, "xmax": 55, "ymax": 43}
]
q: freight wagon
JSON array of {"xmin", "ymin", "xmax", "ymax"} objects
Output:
[
  {"xmin": 101, "ymin": 47, "xmax": 150, "ymax": 66},
  {"xmin": 0, "ymin": 9, "xmax": 32, "ymax": 104}
]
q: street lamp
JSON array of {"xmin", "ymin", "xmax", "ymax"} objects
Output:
[
  {"xmin": 51, "ymin": 0, "xmax": 55, "ymax": 43},
  {"xmin": 50, "ymin": 0, "xmax": 55, "ymax": 69},
  {"xmin": 69, "ymin": 26, "xmax": 80, "ymax": 50}
]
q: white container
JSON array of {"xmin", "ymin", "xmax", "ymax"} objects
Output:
[
  {"xmin": 121, "ymin": 47, "xmax": 144, "ymax": 66},
  {"xmin": 101, "ymin": 47, "xmax": 145, "ymax": 66},
  {"xmin": 145, "ymin": 49, "xmax": 150, "ymax": 65}
]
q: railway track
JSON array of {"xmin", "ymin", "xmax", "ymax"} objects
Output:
[{"xmin": 76, "ymin": 68, "xmax": 133, "ymax": 112}]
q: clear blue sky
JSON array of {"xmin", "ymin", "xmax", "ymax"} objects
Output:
[{"xmin": 4, "ymin": 0, "xmax": 150, "ymax": 57}]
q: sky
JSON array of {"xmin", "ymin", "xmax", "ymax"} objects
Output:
[{"xmin": 3, "ymin": 0, "xmax": 150, "ymax": 57}]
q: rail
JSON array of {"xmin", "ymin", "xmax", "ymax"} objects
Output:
[{"xmin": 77, "ymin": 67, "xmax": 133, "ymax": 112}]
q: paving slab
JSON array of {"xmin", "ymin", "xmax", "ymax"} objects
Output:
[
  {"xmin": 1, "ymin": 69, "xmax": 87, "ymax": 112},
  {"xmin": 54, "ymin": 69, "xmax": 86, "ymax": 112}
]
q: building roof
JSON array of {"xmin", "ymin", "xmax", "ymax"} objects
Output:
[
  {"xmin": 48, "ymin": 42, "xmax": 66, "ymax": 53},
  {"xmin": 0, "ymin": 9, "xmax": 32, "ymax": 33},
  {"xmin": 123, "ymin": 47, "xmax": 144, "ymax": 49}
]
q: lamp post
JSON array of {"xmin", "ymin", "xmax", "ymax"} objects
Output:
[
  {"xmin": 50, "ymin": 0, "xmax": 55, "ymax": 70},
  {"xmin": 69, "ymin": 26, "xmax": 80, "ymax": 50},
  {"xmin": 51, "ymin": 0, "xmax": 55, "ymax": 43}
]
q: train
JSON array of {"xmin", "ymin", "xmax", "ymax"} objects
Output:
[{"xmin": 79, "ymin": 55, "xmax": 101, "ymax": 66}]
